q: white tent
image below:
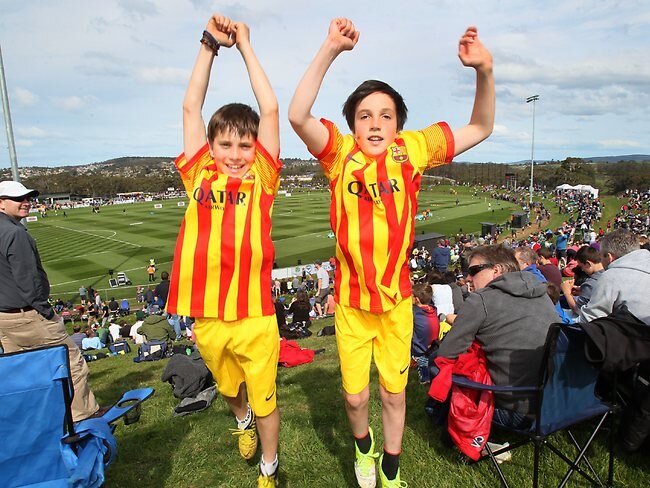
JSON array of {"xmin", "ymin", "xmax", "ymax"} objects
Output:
[{"xmin": 555, "ymin": 184, "xmax": 599, "ymax": 198}]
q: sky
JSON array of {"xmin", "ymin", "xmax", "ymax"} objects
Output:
[{"xmin": 0, "ymin": 0, "xmax": 649, "ymax": 168}]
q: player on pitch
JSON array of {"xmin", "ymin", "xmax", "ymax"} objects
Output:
[
  {"xmin": 288, "ymin": 18, "xmax": 495, "ymax": 488},
  {"xmin": 166, "ymin": 14, "xmax": 281, "ymax": 488}
]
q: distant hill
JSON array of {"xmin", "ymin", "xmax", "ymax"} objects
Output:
[{"xmin": 508, "ymin": 154, "xmax": 650, "ymax": 165}]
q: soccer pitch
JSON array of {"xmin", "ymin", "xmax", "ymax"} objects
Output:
[{"xmin": 27, "ymin": 186, "xmax": 517, "ymax": 301}]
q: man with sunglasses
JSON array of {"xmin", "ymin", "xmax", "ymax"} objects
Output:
[
  {"xmin": 0, "ymin": 180, "xmax": 102, "ymax": 421},
  {"xmin": 435, "ymin": 245, "xmax": 558, "ymax": 428}
]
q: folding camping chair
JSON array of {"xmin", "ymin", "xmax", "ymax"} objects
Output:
[
  {"xmin": 438, "ymin": 324, "xmax": 618, "ymax": 488},
  {"xmin": 0, "ymin": 345, "xmax": 154, "ymax": 488}
]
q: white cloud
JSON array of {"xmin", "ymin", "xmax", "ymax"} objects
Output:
[
  {"xmin": 135, "ymin": 67, "xmax": 189, "ymax": 85},
  {"xmin": 50, "ymin": 95, "xmax": 97, "ymax": 111},
  {"xmin": 117, "ymin": 0, "xmax": 158, "ymax": 20},
  {"xmin": 15, "ymin": 126, "xmax": 48, "ymax": 138},
  {"xmin": 599, "ymin": 139, "xmax": 642, "ymax": 148},
  {"xmin": 15, "ymin": 138, "xmax": 34, "ymax": 147},
  {"xmin": 12, "ymin": 87, "xmax": 39, "ymax": 106}
]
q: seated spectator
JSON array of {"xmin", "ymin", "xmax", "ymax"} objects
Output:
[
  {"xmin": 108, "ymin": 297, "xmax": 119, "ymax": 314},
  {"xmin": 70, "ymin": 324, "xmax": 86, "ymax": 351},
  {"xmin": 536, "ymin": 247, "xmax": 562, "ymax": 289},
  {"xmin": 560, "ymin": 245, "xmax": 605, "ymax": 314},
  {"xmin": 444, "ymin": 271, "xmax": 464, "ymax": 313},
  {"xmin": 136, "ymin": 285, "xmax": 145, "ymax": 303},
  {"xmin": 139, "ymin": 314, "xmax": 175, "ymax": 343},
  {"xmin": 411, "ymin": 283, "xmax": 440, "ymax": 383},
  {"xmin": 96, "ymin": 323, "xmax": 112, "ymax": 346},
  {"xmin": 130, "ymin": 319, "xmax": 145, "ymax": 345},
  {"xmin": 435, "ymin": 245, "xmax": 558, "ymax": 429},
  {"xmin": 425, "ymin": 269, "xmax": 454, "ymax": 320},
  {"xmin": 108, "ymin": 321, "xmax": 121, "ymax": 342},
  {"xmin": 515, "ymin": 246, "xmax": 572, "ymax": 324},
  {"xmin": 81, "ymin": 328, "xmax": 104, "ymax": 351},
  {"xmin": 118, "ymin": 320, "xmax": 132, "ymax": 339},
  {"xmin": 144, "ymin": 287, "xmax": 154, "ymax": 306},
  {"xmin": 288, "ymin": 291, "xmax": 312, "ymax": 326},
  {"xmin": 579, "ymin": 229, "xmax": 650, "ymax": 323},
  {"xmin": 275, "ymin": 297, "xmax": 287, "ymax": 329},
  {"xmin": 120, "ymin": 298, "xmax": 130, "ymax": 316},
  {"xmin": 576, "ymin": 230, "xmax": 650, "ymax": 452}
]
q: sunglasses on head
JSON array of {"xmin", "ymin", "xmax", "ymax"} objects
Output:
[{"xmin": 467, "ymin": 263, "xmax": 493, "ymax": 276}]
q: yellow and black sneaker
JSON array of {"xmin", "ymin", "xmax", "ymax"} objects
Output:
[{"xmin": 230, "ymin": 413, "xmax": 258, "ymax": 460}]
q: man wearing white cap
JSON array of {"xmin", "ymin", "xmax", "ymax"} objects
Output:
[{"xmin": 0, "ymin": 180, "xmax": 102, "ymax": 421}]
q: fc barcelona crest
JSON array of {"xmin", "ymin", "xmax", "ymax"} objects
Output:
[{"xmin": 391, "ymin": 145, "xmax": 409, "ymax": 163}]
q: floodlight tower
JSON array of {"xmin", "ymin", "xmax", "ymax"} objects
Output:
[{"xmin": 526, "ymin": 95, "xmax": 540, "ymax": 206}]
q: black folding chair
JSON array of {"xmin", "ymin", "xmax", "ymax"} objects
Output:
[{"xmin": 443, "ymin": 324, "xmax": 618, "ymax": 488}]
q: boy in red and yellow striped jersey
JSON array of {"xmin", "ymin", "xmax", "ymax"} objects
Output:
[
  {"xmin": 289, "ymin": 18, "xmax": 495, "ymax": 488},
  {"xmin": 166, "ymin": 14, "xmax": 281, "ymax": 488}
]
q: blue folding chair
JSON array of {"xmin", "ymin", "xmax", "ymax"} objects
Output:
[
  {"xmin": 0, "ymin": 344, "xmax": 154, "ymax": 488},
  {"xmin": 436, "ymin": 324, "xmax": 618, "ymax": 488}
]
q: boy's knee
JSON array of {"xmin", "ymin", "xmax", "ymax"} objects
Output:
[
  {"xmin": 379, "ymin": 387, "xmax": 405, "ymax": 408},
  {"xmin": 344, "ymin": 388, "xmax": 370, "ymax": 410}
]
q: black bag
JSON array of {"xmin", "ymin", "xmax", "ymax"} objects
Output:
[
  {"xmin": 133, "ymin": 340, "xmax": 169, "ymax": 363},
  {"xmin": 108, "ymin": 340, "xmax": 131, "ymax": 355}
]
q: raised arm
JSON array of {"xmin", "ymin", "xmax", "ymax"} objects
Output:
[
  {"xmin": 182, "ymin": 15, "xmax": 235, "ymax": 159},
  {"xmin": 452, "ymin": 26, "xmax": 495, "ymax": 157},
  {"xmin": 288, "ymin": 18, "xmax": 359, "ymax": 155},
  {"xmin": 232, "ymin": 22, "xmax": 279, "ymax": 158}
]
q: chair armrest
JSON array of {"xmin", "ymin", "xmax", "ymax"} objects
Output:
[
  {"xmin": 451, "ymin": 374, "xmax": 538, "ymax": 393},
  {"xmin": 430, "ymin": 362, "xmax": 538, "ymax": 393}
]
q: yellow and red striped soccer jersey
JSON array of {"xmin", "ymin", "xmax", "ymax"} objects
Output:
[
  {"xmin": 167, "ymin": 143, "xmax": 281, "ymax": 320},
  {"xmin": 312, "ymin": 119, "xmax": 454, "ymax": 313}
]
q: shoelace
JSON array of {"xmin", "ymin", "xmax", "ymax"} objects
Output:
[{"xmin": 230, "ymin": 427, "xmax": 256, "ymax": 439}]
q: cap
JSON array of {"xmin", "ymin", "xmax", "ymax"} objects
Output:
[{"xmin": 0, "ymin": 180, "xmax": 39, "ymax": 199}]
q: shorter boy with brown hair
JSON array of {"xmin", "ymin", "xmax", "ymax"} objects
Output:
[
  {"xmin": 165, "ymin": 13, "xmax": 281, "ymax": 488},
  {"xmin": 411, "ymin": 283, "xmax": 440, "ymax": 384}
]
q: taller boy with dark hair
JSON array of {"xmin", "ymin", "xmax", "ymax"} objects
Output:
[
  {"xmin": 166, "ymin": 14, "xmax": 281, "ymax": 488},
  {"xmin": 289, "ymin": 18, "xmax": 494, "ymax": 488}
]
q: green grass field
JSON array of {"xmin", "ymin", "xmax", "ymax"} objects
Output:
[{"xmin": 28, "ymin": 185, "xmax": 518, "ymax": 303}]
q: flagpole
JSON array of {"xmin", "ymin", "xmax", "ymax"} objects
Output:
[{"xmin": 0, "ymin": 43, "xmax": 20, "ymax": 182}]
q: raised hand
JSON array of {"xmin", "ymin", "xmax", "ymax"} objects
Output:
[
  {"xmin": 327, "ymin": 18, "xmax": 360, "ymax": 53},
  {"xmin": 207, "ymin": 14, "xmax": 236, "ymax": 48},
  {"xmin": 458, "ymin": 26, "xmax": 492, "ymax": 72},
  {"xmin": 232, "ymin": 22, "xmax": 250, "ymax": 49}
]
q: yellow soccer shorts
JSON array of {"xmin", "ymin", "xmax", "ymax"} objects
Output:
[
  {"xmin": 335, "ymin": 298, "xmax": 413, "ymax": 395},
  {"xmin": 194, "ymin": 314, "xmax": 279, "ymax": 417}
]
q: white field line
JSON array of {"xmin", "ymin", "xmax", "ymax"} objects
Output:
[
  {"xmin": 48, "ymin": 224, "xmax": 141, "ymax": 248},
  {"xmin": 273, "ymin": 231, "xmax": 326, "ymax": 243}
]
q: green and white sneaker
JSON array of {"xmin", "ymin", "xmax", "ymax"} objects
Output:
[
  {"xmin": 378, "ymin": 454, "xmax": 408, "ymax": 488},
  {"xmin": 354, "ymin": 427, "xmax": 379, "ymax": 488}
]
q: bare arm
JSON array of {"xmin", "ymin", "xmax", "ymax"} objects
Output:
[
  {"xmin": 182, "ymin": 15, "xmax": 236, "ymax": 159},
  {"xmin": 233, "ymin": 22, "xmax": 279, "ymax": 157},
  {"xmin": 288, "ymin": 18, "xmax": 359, "ymax": 155},
  {"xmin": 560, "ymin": 278, "xmax": 579, "ymax": 313},
  {"xmin": 452, "ymin": 26, "xmax": 495, "ymax": 157}
]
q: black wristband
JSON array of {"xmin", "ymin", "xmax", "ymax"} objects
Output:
[{"xmin": 201, "ymin": 30, "xmax": 220, "ymax": 56}]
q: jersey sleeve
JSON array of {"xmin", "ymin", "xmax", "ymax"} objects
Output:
[
  {"xmin": 254, "ymin": 141, "xmax": 282, "ymax": 195},
  {"xmin": 175, "ymin": 143, "xmax": 212, "ymax": 195},
  {"xmin": 309, "ymin": 119, "xmax": 348, "ymax": 180},
  {"xmin": 404, "ymin": 122, "xmax": 455, "ymax": 174}
]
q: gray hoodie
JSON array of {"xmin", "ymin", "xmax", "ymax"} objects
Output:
[
  {"xmin": 437, "ymin": 271, "xmax": 559, "ymax": 414},
  {"xmin": 579, "ymin": 249, "xmax": 650, "ymax": 324}
]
